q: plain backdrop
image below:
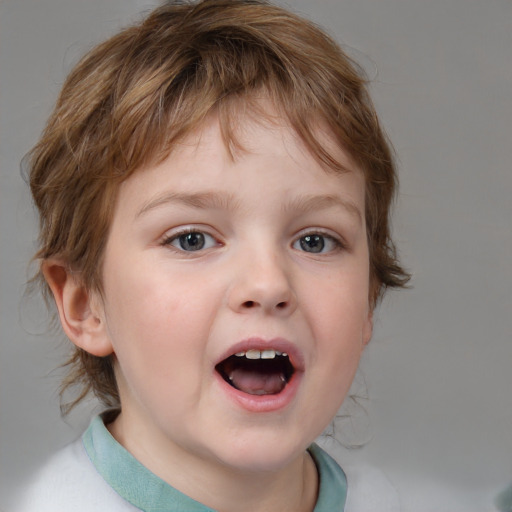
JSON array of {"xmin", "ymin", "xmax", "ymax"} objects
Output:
[{"xmin": 1, "ymin": 1, "xmax": 511, "ymax": 510}]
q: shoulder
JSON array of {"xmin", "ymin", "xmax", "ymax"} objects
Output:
[
  {"xmin": 310, "ymin": 443, "xmax": 400, "ymax": 512},
  {"xmin": 311, "ymin": 443, "xmax": 400, "ymax": 512},
  {"xmin": 14, "ymin": 439, "xmax": 139, "ymax": 512},
  {"xmin": 343, "ymin": 463, "xmax": 401, "ymax": 512}
]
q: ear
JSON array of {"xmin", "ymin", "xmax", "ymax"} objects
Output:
[
  {"xmin": 362, "ymin": 309, "xmax": 373, "ymax": 347},
  {"xmin": 42, "ymin": 259, "xmax": 114, "ymax": 357}
]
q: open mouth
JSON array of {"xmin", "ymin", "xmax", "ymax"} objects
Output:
[{"xmin": 215, "ymin": 349, "xmax": 295, "ymax": 396}]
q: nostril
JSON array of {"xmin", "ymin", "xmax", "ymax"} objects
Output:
[{"xmin": 239, "ymin": 299, "xmax": 290, "ymax": 311}]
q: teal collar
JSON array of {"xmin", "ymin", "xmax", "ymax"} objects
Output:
[
  {"xmin": 83, "ymin": 415, "xmax": 346, "ymax": 511},
  {"xmin": 309, "ymin": 443, "xmax": 347, "ymax": 511}
]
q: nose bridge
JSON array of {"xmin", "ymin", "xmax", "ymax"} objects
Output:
[{"xmin": 228, "ymin": 237, "xmax": 296, "ymax": 315}]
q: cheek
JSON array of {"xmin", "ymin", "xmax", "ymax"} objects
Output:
[
  {"xmin": 303, "ymin": 267, "xmax": 370, "ymax": 391},
  {"xmin": 300, "ymin": 298, "xmax": 366, "ymax": 439},
  {"xmin": 101, "ymin": 260, "xmax": 220, "ymax": 388},
  {"xmin": 307, "ymin": 267, "xmax": 370, "ymax": 339},
  {"xmin": 104, "ymin": 283, "xmax": 209, "ymax": 417}
]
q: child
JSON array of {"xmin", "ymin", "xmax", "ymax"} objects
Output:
[{"xmin": 18, "ymin": 0, "xmax": 409, "ymax": 510}]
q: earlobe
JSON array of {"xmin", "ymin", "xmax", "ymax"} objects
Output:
[
  {"xmin": 363, "ymin": 311, "xmax": 373, "ymax": 347},
  {"xmin": 42, "ymin": 260, "xmax": 114, "ymax": 357}
]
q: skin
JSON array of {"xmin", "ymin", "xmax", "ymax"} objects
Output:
[{"xmin": 45, "ymin": 109, "xmax": 373, "ymax": 512}]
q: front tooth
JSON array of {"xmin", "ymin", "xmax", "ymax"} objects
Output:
[
  {"xmin": 245, "ymin": 349, "xmax": 261, "ymax": 360},
  {"xmin": 235, "ymin": 352, "xmax": 246, "ymax": 357},
  {"xmin": 261, "ymin": 349, "xmax": 276, "ymax": 359}
]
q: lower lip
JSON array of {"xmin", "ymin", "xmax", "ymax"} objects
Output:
[{"xmin": 214, "ymin": 371, "xmax": 302, "ymax": 413}]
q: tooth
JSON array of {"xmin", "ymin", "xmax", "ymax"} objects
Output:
[
  {"xmin": 275, "ymin": 351, "xmax": 282, "ymax": 356},
  {"xmin": 261, "ymin": 349, "xmax": 276, "ymax": 359},
  {"xmin": 282, "ymin": 352, "xmax": 288, "ymax": 357},
  {"xmin": 245, "ymin": 349, "xmax": 261, "ymax": 360},
  {"xmin": 235, "ymin": 352, "xmax": 245, "ymax": 357}
]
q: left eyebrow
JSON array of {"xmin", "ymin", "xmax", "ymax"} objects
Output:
[
  {"xmin": 282, "ymin": 194, "xmax": 363, "ymax": 223},
  {"xmin": 135, "ymin": 191, "xmax": 240, "ymax": 218}
]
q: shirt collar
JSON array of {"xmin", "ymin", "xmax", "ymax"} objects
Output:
[{"xmin": 83, "ymin": 414, "xmax": 346, "ymax": 511}]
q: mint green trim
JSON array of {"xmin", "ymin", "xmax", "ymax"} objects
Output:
[
  {"xmin": 83, "ymin": 415, "xmax": 214, "ymax": 511},
  {"xmin": 83, "ymin": 415, "xmax": 346, "ymax": 511},
  {"xmin": 309, "ymin": 443, "xmax": 347, "ymax": 510}
]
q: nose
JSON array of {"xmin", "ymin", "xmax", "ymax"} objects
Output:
[{"xmin": 228, "ymin": 248, "xmax": 297, "ymax": 316}]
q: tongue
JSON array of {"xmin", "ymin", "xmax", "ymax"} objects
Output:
[{"xmin": 229, "ymin": 368, "xmax": 286, "ymax": 395}]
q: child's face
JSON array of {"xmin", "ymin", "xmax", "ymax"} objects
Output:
[{"xmin": 94, "ymin": 109, "xmax": 372, "ymax": 475}]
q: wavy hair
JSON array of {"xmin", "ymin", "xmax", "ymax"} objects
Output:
[{"xmin": 28, "ymin": 0, "xmax": 410, "ymax": 412}]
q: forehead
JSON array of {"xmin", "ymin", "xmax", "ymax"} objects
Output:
[
  {"xmin": 113, "ymin": 108, "xmax": 366, "ymax": 227},
  {"xmin": 163, "ymin": 98, "xmax": 360, "ymax": 177}
]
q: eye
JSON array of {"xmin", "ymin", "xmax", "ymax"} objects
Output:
[
  {"xmin": 164, "ymin": 230, "xmax": 218, "ymax": 252},
  {"xmin": 292, "ymin": 233, "xmax": 341, "ymax": 254}
]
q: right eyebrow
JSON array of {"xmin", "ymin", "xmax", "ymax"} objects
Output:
[{"xmin": 135, "ymin": 191, "xmax": 240, "ymax": 218}]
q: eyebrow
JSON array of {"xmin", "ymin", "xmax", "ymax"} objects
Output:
[
  {"xmin": 136, "ymin": 190, "xmax": 362, "ymax": 223},
  {"xmin": 136, "ymin": 191, "xmax": 240, "ymax": 218},
  {"xmin": 282, "ymin": 194, "xmax": 363, "ymax": 223}
]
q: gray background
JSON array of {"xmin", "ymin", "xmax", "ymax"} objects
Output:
[{"xmin": 1, "ymin": 1, "xmax": 511, "ymax": 510}]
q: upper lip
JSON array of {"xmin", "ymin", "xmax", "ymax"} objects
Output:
[{"xmin": 215, "ymin": 337, "xmax": 305, "ymax": 372}]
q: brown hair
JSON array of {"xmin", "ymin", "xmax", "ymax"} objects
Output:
[{"xmin": 28, "ymin": 0, "xmax": 409, "ymax": 412}]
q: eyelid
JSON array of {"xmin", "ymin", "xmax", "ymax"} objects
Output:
[
  {"xmin": 292, "ymin": 228, "xmax": 347, "ymax": 253},
  {"xmin": 160, "ymin": 226, "xmax": 222, "ymax": 252}
]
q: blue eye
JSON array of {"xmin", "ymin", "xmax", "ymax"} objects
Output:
[
  {"xmin": 293, "ymin": 233, "xmax": 340, "ymax": 254},
  {"xmin": 166, "ymin": 231, "xmax": 217, "ymax": 252}
]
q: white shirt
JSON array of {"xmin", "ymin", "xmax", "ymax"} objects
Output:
[{"xmin": 14, "ymin": 416, "xmax": 400, "ymax": 512}]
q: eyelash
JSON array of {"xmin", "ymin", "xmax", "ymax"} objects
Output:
[
  {"xmin": 161, "ymin": 228, "xmax": 220, "ymax": 253},
  {"xmin": 160, "ymin": 228, "xmax": 345, "ymax": 255},
  {"xmin": 292, "ymin": 230, "xmax": 345, "ymax": 255}
]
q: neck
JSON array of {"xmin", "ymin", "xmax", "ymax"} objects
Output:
[
  {"xmin": 107, "ymin": 412, "xmax": 319, "ymax": 512},
  {"xmin": 190, "ymin": 453, "xmax": 319, "ymax": 512}
]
